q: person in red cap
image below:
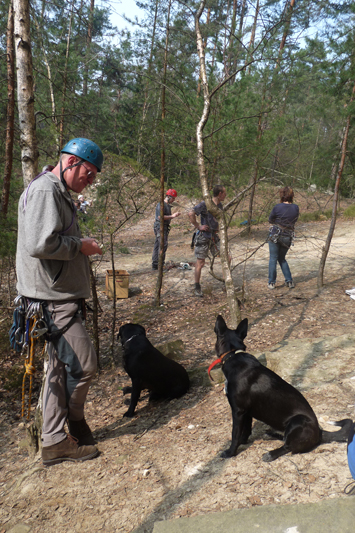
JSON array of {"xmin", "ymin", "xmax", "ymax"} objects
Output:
[{"xmin": 152, "ymin": 189, "xmax": 181, "ymax": 270}]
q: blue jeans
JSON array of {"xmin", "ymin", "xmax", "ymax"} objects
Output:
[{"xmin": 268, "ymin": 241, "xmax": 292, "ymax": 284}]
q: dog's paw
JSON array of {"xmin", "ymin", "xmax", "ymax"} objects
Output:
[
  {"xmin": 122, "ymin": 386, "xmax": 132, "ymax": 395},
  {"xmin": 123, "ymin": 410, "xmax": 135, "ymax": 418},
  {"xmin": 124, "ymin": 398, "xmax": 131, "ymax": 406},
  {"xmin": 220, "ymin": 449, "xmax": 234, "ymax": 459},
  {"xmin": 262, "ymin": 451, "xmax": 274, "ymax": 462}
]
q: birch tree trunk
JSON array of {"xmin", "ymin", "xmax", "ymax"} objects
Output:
[
  {"xmin": 317, "ymin": 82, "xmax": 355, "ymax": 288},
  {"xmin": 13, "ymin": 0, "xmax": 38, "ymax": 187},
  {"xmin": 1, "ymin": 1, "xmax": 15, "ymax": 218},
  {"xmin": 195, "ymin": 0, "xmax": 241, "ymax": 327}
]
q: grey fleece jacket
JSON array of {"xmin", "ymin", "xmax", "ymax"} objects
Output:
[{"xmin": 16, "ymin": 172, "xmax": 91, "ymax": 301}]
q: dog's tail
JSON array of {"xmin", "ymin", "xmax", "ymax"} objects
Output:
[{"xmin": 320, "ymin": 418, "xmax": 353, "ymax": 443}]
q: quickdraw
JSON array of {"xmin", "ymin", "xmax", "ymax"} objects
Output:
[{"xmin": 20, "ymin": 301, "xmax": 48, "ymax": 420}]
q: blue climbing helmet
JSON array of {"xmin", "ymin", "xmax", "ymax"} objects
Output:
[{"xmin": 61, "ymin": 138, "xmax": 103, "ymax": 172}]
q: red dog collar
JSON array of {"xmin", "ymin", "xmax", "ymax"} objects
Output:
[{"xmin": 208, "ymin": 350, "xmax": 244, "ymax": 381}]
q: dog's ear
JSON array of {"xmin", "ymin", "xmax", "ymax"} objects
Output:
[
  {"xmin": 215, "ymin": 315, "xmax": 227, "ymax": 335},
  {"xmin": 236, "ymin": 318, "xmax": 248, "ymax": 340}
]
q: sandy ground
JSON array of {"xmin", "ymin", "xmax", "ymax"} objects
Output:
[{"xmin": 1, "ymin": 194, "xmax": 355, "ymax": 532}]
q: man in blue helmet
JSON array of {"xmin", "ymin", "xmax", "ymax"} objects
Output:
[{"xmin": 16, "ymin": 138, "xmax": 103, "ymax": 466}]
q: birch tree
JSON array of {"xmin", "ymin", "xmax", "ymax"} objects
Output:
[
  {"xmin": 13, "ymin": 0, "xmax": 38, "ymax": 186},
  {"xmin": 195, "ymin": 0, "xmax": 241, "ymax": 326}
]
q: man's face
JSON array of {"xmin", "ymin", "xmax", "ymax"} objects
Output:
[
  {"xmin": 218, "ymin": 188, "xmax": 226, "ymax": 202},
  {"xmin": 167, "ymin": 196, "xmax": 175, "ymax": 204},
  {"xmin": 64, "ymin": 156, "xmax": 97, "ymax": 193}
]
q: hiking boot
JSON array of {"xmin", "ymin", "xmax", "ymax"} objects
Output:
[
  {"xmin": 285, "ymin": 281, "xmax": 295, "ymax": 289},
  {"xmin": 152, "ymin": 265, "xmax": 158, "ymax": 271},
  {"xmin": 268, "ymin": 283, "xmax": 275, "ymax": 289},
  {"xmin": 68, "ymin": 417, "xmax": 96, "ymax": 446},
  {"xmin": 345, "ymin": 288, "xmax": 355, "ymax": 295},
  {"xmin": 42, "ymin": 435, "xmax": 99, "ymax": 467},
  {"xmin": 194, "ymin": 283, "xmax": 203, "ymax": 297}
]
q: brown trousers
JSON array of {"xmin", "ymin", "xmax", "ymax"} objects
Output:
[{"xmin": 42, "ymin": 300, "xmax": 97, "ymax": 447}]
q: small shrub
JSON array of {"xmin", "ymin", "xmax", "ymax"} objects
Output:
[
  {"xmin": 343, "ymin": 205, "xmax": 355, "ymax": 218},
  {"xmin": 118, "ymin": 246, "xmax": 130, "ymax": 254},
  {"xmin": 299, "ymin": 210, "xmax": 332, "ymax": 222}
]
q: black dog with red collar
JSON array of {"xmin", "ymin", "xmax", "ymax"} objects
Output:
[{"xmin": 213, "ymin": 315, "xmax": 352, "ymax": 462}]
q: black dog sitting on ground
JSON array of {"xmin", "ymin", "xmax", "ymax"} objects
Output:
[
  {"xmin": 209, "ymin": 315, "xmax": 353, "ymax": 462},
  {"xmin": 118, "ymin": 323, "xmax": 190, "ymax": 417}
]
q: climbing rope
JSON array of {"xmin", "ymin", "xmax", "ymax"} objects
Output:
[{"xmin": 21, "ymin": 319, "xmax": 37, "ymax": 419}]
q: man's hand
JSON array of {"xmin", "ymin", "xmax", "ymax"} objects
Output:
[
  {"xmin": 80, "ymin": 238, "xmax": 103, "ymax": 256},
  {"xmin": 173, "ymin": 212, "xmax": 181, "ymax": 218},
  {"xmin": 199, "ymin": 224, "xmax": 209, "ymax": 232}
]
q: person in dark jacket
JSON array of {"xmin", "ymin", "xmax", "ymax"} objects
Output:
[
  {"xmin": 151, "ymin": 189, "xmax": 181, "ymax": 270},
  {"xmin": 268, "ymin": 186, "xmax": 299, "ymax": 289}
]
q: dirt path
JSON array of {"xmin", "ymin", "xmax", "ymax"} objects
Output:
[{"xmin": 1, "ymin": 207, "xmax": 355, "ymax": 533}]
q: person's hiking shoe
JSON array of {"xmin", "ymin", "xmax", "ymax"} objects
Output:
[
  {"xmin": 68, "ymin": 417, "xmax": 96, "ymax": 446},
  {"xmin": 345, "ymin": 288, "xmax": 355, "ymax": 295},
  {"xmin": 194, "ymin": 283, "xmax": 203, "ymax": 297},
  {"xmin": 152, "ymin": 265, "xmax": 158, "ymax": 270},
  {"xmin": 42, "ymin": 435, "xmax": 99, "ymax": 467},
  {"xmin": 285, "ymin": 281, "xmax": 295, "ymax": 289},
  {"xmin": 350, "ymin": 294, "xmax": 355, "ymax": 301},
  {"xmin": 268, "ymin": 283, "xmax": 275, "ymax": 289}
]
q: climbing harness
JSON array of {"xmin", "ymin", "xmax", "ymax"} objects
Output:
[
  {"xmin": 268, "ymin": 224, "xmax": 295, "ymax": 249},
  {"xmin": 10, "ymin": 296, "xmax": 82, "ymax": 419}
]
